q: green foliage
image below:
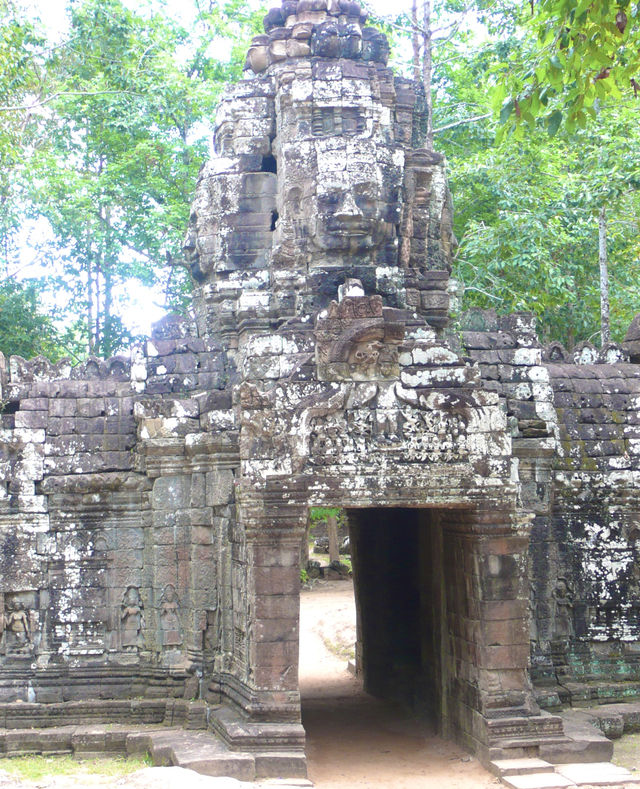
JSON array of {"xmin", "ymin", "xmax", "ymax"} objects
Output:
[
  {"xmin": 0, "ymin": 0, "xmax": 265, "ymax": 359},
  {"xmin": 493, "ymin": 0, "xmax": 640, "ymax": 135},
  {"xmin": 417, "ymin": 10, "xmax": 640, "ymax": 347},
  {"xmin": 309, "ymin": 506, "xmax": 343, "ymax": 524},
  {"xmin": 27, "ymin": 0, "xmax": 213, "ymax": 357},
  {"xmin": 0, "ymin": 0, "xmax": 52, "ymax": 274},
  {"xmin": 445, "ymin": 98, "xmax": 640, "ymax": 345},
  {"xmin": 0, "ymin": 279, "xmax": 65, "ymax": 360},
  {"xmin": 309, "ymin": 507, "xmax": 347, "ymax": 535}
]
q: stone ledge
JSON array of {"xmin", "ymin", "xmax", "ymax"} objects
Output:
[
  {"xmin": 0, "ymin": 724, "xmax": 306, "ymax": 781},
  {"xmin": 0, "ymin": 698, "xmax": 205, "ymax": 730}
]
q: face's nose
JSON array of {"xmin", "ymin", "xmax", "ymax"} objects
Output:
[
  {"xmin": 183, "ymin": 212, "xmax": 197, "ymax": 252},
  {"xmin": 335, "ymin": 190, "xmax": 362, "ymax": 220}
]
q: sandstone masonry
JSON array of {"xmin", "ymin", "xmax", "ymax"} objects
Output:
[{"xmin": 1, "ymin": 0, "xmax": 640, "ymax": 774}]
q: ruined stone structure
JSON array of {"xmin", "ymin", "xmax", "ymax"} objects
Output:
[{"xmin": 1, "ymin": 0, "xmax": 640, "ymax": 776}]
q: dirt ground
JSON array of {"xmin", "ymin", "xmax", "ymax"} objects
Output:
[{"xmin": 299, "ymin": 579, "xmax": 498, "ymax": 789}]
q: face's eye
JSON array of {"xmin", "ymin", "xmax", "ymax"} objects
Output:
[
  {"xmin": 318, "ymin": 190, "xmax": 342, "ymax": 211},
  {"xmin": 354, "ymin": 183, "xmax": 378, "ymax": 215},
  {"xmin": 355, "ymin": 195, "xmax": 376, "ymax": 215}
]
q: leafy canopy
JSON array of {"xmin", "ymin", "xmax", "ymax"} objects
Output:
[
  {"xmin": 0, "ymin": 279, "xmax": 64, "ymax": 360},
  {"xmin": 494, "ymin": 0, "xmax": 640, "ymax": 136},
  {"xmin": 0, "ymin": 0, "xmax": 265, "ymax": 360}
]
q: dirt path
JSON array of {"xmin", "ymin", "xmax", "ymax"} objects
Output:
[{"xmin": 299, "ymin": 579, "xmax": 498, "ymax": 789}]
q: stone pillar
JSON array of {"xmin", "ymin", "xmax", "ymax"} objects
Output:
[
  {"xmin": 439, "ymin": 507, "xmax": 538, "ymax": 755},
  {"xmin": 247, "ymin": 536, "xmax": 303, "ymax": 720},
  {"xmin": 215, "ymin": 485, "xmax": 307, "ymax": 724}
]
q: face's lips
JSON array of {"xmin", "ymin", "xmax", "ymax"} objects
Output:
[{"xmin": 323, "ymin": 219, "xmax": 374, "ymax": 235}]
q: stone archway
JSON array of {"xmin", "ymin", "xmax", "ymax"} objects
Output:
[
  {"xmin": 346, "ymin": 506, "xmax": 540, "ymax": 754},
  {"xmin": 212, "ymin": 486, "xmax": 563, "ymax": 769}
]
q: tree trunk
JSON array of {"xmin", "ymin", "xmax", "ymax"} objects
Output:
[
  {"xmin": 87, "ymin": 250, "xmax": 94, "ymax": 355},
  {"xmin": 411, "ymin": 0, "xmax": 420, "ymax": 83},
  {"xmin": 102, "ymin": 206, "xmax": 113, "ymax": 358},
  {"xmin": 94, "ymin": 253, "xmax": 101, "ymax": 355},
  {"xmin": 422, "ymin": 0, "xmax": 433, "ymax": 149},
  {"xmin": 599, "ymin": 205, "xmax": 610, "ymax": 347},
  {"xmin": 327, "ymin": 514, "xmax": 340, "ymax": 565}
]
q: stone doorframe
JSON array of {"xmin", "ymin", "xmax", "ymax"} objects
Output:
[{"xmin": 210, "ymin": 474, "xmax": 543, "ymax": 762}]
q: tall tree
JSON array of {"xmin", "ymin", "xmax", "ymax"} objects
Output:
[
  {"xmin": 0, "ymin": 0, "xmax": 52, "ymax": 277},
  {"xmin": 0, "ymin": 279, "xmax": 64, "ymax": 360},
  {"xmin": 1, "ymin": 0, "xmax": 264, "ymax": 359},
  {"xmin": 408, "ymin": 13, "xmax": 640, "ymax": 346}
]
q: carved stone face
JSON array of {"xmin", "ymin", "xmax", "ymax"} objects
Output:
[
  {"xmin": 276, "ymin": 83, "xmax": 402, "ymax": 264},
  {"xmin": 183, "ymin": 209, "xmax": 207, "ymax": 281},
  {"xmin": 124, "ymin": 587, "xmax": 140, "ymax": 606},
  {"xmin": 312, "ymin": 178, "xmax": 393, "ymax": 254}
]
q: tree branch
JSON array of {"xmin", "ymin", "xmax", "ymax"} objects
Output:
[
  {"xmin": 0, "ymin": 90, "xmax": 142, "ymax": 113},
  {"xmin": 463, "ymin": 285, "xmax": 504, "ymax": 302},
  {"xmin": 433, "ymin": 113, "xmax": 492, "ymax": 134}
]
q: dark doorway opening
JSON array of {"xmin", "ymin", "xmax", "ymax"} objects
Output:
[{"xmin": 347, "ymin": 507, "xmax": 447, "ymax": 727}]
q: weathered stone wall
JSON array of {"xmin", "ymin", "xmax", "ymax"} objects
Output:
[
  {"xmin": 0, "ymin": 316, "xmax": 232, "ymax": 706},
  {"xmin": 461, "ymin": 310, "xmax": 640, "ymax": 707}
]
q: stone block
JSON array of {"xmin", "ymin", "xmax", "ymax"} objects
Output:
[
  {"xmin": 250, "ymin": 639, "xmax": 299, "ymax": 667},
  {"xmin": 206, "ymin": 468, "xmax": 234, "ymax": 507},
  {"xmin": 251, "ymin": 566, "xmax": 299, "ymax": 595},
  {"xmin": 502, "ymin": 774, "xmax": 575, "ymax": 789},
  {"xmin": 555, "ymin": 762, "xmax": 636, "ymax": 785},
  {"xmin": 152, "ymin": 475, "xmax": 191, "ymax": 509},
  {"xmin": 254, "ymin": 594, "xmax": 299, "ymax": 620}
]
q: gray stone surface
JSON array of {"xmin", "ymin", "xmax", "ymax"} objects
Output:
[
  {"xmin": 490, "ymin": 758, "xmax": 555, "ymax": 776},
  {"xmin": 501, "ymin": 774, "xmax": 575, "ymax": 789},
  {"xmin": 555, "ymin": 762, "xmax": 639, "ymax": 786}
]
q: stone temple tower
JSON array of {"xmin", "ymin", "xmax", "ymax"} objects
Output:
[
  {"xmin": 181, "ymin": 0, "xmax": 563, "ymax": 766},
  {"xmin": 6, "ymin": 0, "xmax": 640, "ymax": 777}
]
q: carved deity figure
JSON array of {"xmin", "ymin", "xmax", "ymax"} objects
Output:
[
  {"xmin": 160, "ymin": 584, "xmax": 182, "ymax": 647},
  {"xmin": 552, "ymin": 579, "xmax": 574, "ymax": 639},
  {"xmin": 121, "ymin": 586, "xmax": 143, "ymax": 650},
  {"xmin": 6, "ymin": 601, "xmax": 31, "ymax": 654},
  {"xmin": 348, "ymin": 340, "xmax": 382, "ymax": 377}
]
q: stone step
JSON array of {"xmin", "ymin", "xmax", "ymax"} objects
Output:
[
  {"xmin": 502, "ymin": 773, "xmax": 576, "ymax": 789},
  {"xmin": 497, "ymin": 761, "xmax": 640, "ymax": 789},
  {"xmin": 490, "ymin": 758, "xmax": 556, "ymax": 777},
  {"xmin": 540, "ymin": 713, "xmax": 614, "ymax": 764},
  {"xmin": 487, "ymin": 734, "xmax": 569, "ymax": 760},
  {"xmin": 127, "ymin": 729, "xmax": 257, "ymax": 781},
  {"xmin": 555, "ymin": 762, "xmax": 640, "ymax": 786}
]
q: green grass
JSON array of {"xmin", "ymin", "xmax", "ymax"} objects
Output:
[
  {"xmin": 320, "ymin": 633, "xmax": 356, "ymax": 661},
  {"xmin": 613, "ymin": 733, "xmax": 640, "ymax": 772},
  {"xmin": 0, "ymin": 753, "xmax": 152, "ymax": 781}
]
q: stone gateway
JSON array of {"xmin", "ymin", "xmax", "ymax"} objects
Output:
[{"xmin": 1, "ymin": 0, "xmax": 640, "ymax": 777}]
